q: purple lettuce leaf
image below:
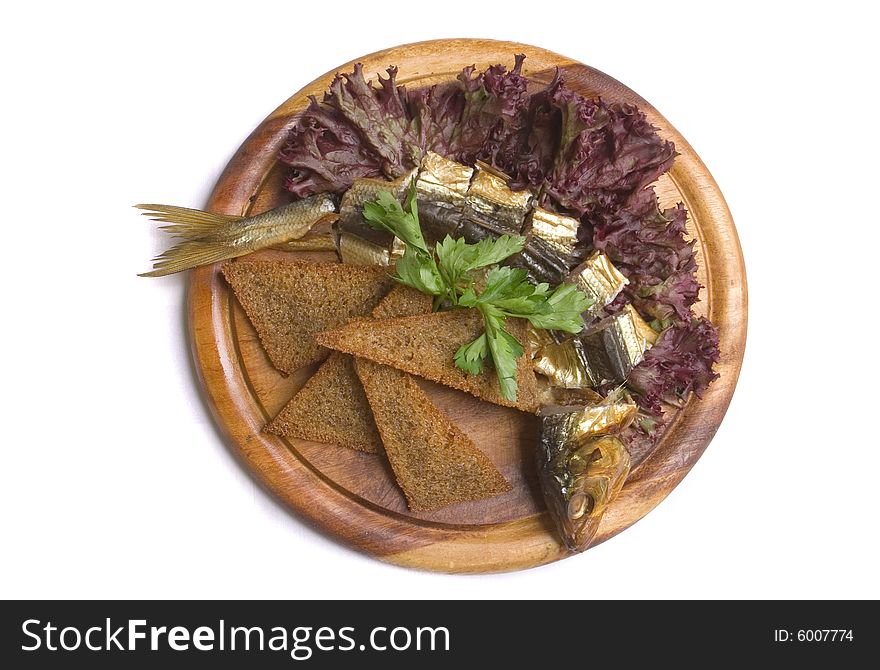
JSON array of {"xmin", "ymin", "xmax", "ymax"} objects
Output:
[
  {"xmin": 595, "ymin": 188, "xmax": 700, "ymax": 327},
  {"xmin": 627, "ymin": 317, "xmax": 720, "ymax": 415},
  {"xmin": 449, "ymin": 55, "xmax": 530, "ymax": 165},
  {"xmin": 278, "ymin": 96, "xmax": 384, "ymax": 198},
  {"xmin": 322, "ymin": 64, "xmax": 417, "ymax": 177},
  {"xmin": 619, "ymin": 410, "xmax": 669, "ymax": 466},
  {"xmin": 492, "ymin": 72, "xmax": 562, "ymax": 192},
  {"xmin": 279, "ymin": 57, "xmax": 531, "ymax": 196},
  {"xmin": 544, "ymin": 88, "xmax": 677, "ymax": 217},
  {"xmin": 407, "ymin": 82, "xmax": 465, "ymax": 159}
]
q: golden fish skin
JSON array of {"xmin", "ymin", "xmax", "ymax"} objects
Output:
[
  {"xmin": 564, "ymin": 435, "xmax": 630, "ymax": 551},
  {"xmin": 141, "ymin": 154, "xmax": 588, "ymax": 279},
  {"xmin": 335, "ymin": 171, "xmax": 415, "ymax": 261},
  {"xmin": 569, "ymin": 251, "xmax": 629, "ymax": 318},
  {"xmin": 516, "ymin": 207, "xmax": 584, "ymax": 283},
  {"xmin": 529, "ymin": 207, "xmax": 580, "ymax": 258},
  {"xmin": 415, "ymin": 152, "xmax": 473, "ymax": 242},
  {"xmin": 536, "ymin": 407, "xmax": 632, "ymax": 552},
  {"xmin": 138, "ymin": 194, "xmax": 337, "ymax": 276},
  {"xmin": 576, "ymin": 398, "xmax": 638, "ymax": 438},
  {"xmin": 600, "ymin": 306, "xmax": 656, "ymax": 379},
  {"xmin": 330, "ymin": 155, "xmax": 556, "ymax": 274},
  {"xmin": 271, "ymin": 235, "xmax": 337, "ymax": 252},
  {"xmin": 527, "ymin": 324, "xmax": 556, "ymax": 359},
  {"xmin": 418, "ymin": 152, "xmax": 473, "ymax": 196},
  {"xmin": 338, "ymin": 176, "xmax": 401, "ymax": 230},
  {"xmin": 390, "ymin": 236, "xmax": 406, "ymax": 261},
  {"xmin": 338, "ymin": 172, "xmax": 414, "ymax": 227},
  {"xmin": 337, "ymin": 232, "xmax": 393, "ymax": 266},
  {"xmin": 536, "ymin": 305, "xmax": 657, "ymax": 388},
  {"xmin": 533, "ymin": 338, "xmax": 599, "ymax": 388},
  {"xmin": 624, "ymin": 303, "xmax": 658, "ymax": 347},
  {"xmin": 514, "ymin": 239, "xmax": 574, "ymax": 285},
  {"xmin": 541, "ymin": 386, "xmax": 604, "ymax": 407},
  {"xmin": 337, "ymin": 174, "xmax": 410, "ymax": 245},
  {"xmin": 578, "ymin": 307, "xmax": 656, "ymax": 384},
  {"xmin": 462, "ymin": 161, "xmax": 532, "ymax": 235}
]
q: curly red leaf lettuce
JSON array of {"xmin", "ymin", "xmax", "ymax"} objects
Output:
[
  {"xmin": 596, "ymin": 187, "xmax": 700, "ymax": 327},
  {"xmin": 544, "ymin": 88, "xmax": 677, "ymax": 217},
  {"xmin": 492, "ymin": 72, "xmax": 562, "ymax": 191},
  {"xmin": 408, "ymin": 83, "xmax": 465, "ymax": 159},
  {"xmin": 279, "ymin": 96, "xmax": 385, "ymax": 198},
  {"xmin": 280, "ymin": 58, "xmax": 675, "ymax": 205},
  {"xmin": 448, "ymin": 55, "xmax": 530, "ymax": 164},
  {"xmin": 620, "ymin": 411, "xmax": 669, "ymax": 466},
  {"xmin": 627, "ymin": 317, "xmax": 720, "ymax": 415},
  {"xmin": 322, "ymin": 64, "xmax": 420, "ymax": 176},
  {"xmin": 280, "ymin": 56, "xmax": 533, "ymax": 197}
]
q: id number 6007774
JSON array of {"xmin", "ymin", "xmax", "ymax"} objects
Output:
[{"xmin": 773, "ymin": 630, "xmax": 853, "ymax": 642}]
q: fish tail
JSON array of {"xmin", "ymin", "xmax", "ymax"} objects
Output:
[
  {"xmin": 135, "ymin": 204, "xmax": 243, "ymax": 240},
  {"xmin": 139, "ymin": 239, "xmax": 240, "ymax": 277},
  {"xmin": 137, "ymin": 195, "xmax": 339, "ymax": 276}
]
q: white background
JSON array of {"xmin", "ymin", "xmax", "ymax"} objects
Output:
[{"xmin": 2, "ymin": 1, "xmax": 877, "ymax": 599}]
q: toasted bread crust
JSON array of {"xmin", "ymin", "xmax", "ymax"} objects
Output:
[
  {"xmin": 266, "ymin": 352, "xmax": 381, "ymax": 452},
  {"xmin": 317, "ymin": 310, "xmax": 541, "ymax": 413},
  {"xmin": 370, "ymin": 284, "xmax": 434, "ymax": 320},
  {"xmin": 355, "ymin": 358, "xmax": 510, "ymax": 511},
  {"xmin": 222, "ymin": 259, "xmax": 393, "ymax": 373},
  {"xmin": 265, "ymin": 284, "xmax": 433, "ymax": 451}
]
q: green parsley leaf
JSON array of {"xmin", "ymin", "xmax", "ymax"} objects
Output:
[
  {"xmin": 525, "ymin": 283, "xmax": 594, "ymax": 332},
  {"xmin": 460, "ymin": 235, "xmax": 525, "ymax": 270},
  {"xmin": 479, "ymin": 303, "xmax": 524, "ymax": 402},
  {"xmin": 434, "ymin": 235, "xmax": 472, "ymax": 305},
  {"xmin": 434, "ymin": 235, "xmax": 474, "ymax": 273},
  {"xmin": 453, "ymin": 333, "xmax": 488, "ymax": 375},
  {"xmin": 394, "ymin": 245, "xmax": 445, "ymax": 296},
  {"xmin": 457, "ymin": 286, "xmax": 479, "ymax": 307},
  {"xmin": 361, "ymin": 182, "xmax": 444, "ymax": 295},
  {"xmin": 362, "ymin": 181, "xmax": 429, "ymax": 254},
  {"xmin": 476, "ymin": 266, "xmax": 531, "ymax": 304},
  {"xmin": 435, "ymin": 234, "xmax": 525, "ymax": 306}
]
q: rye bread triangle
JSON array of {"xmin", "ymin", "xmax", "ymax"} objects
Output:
[
  {"xmin": 369, "ymin": 284, "xmax": 436, "ymax": 321},
  {"xmin": 221, "ymin": 259, "xmax": 393, "ymax": 374},
  {"xmin": 266, "ymin": 351, "xmax": 381, "ymax": 452},
  {"xmin": 317, "ymin": 309, "xmax": 541, "ymax": 413},
  {"xmin": 355, "ymin": 358, "xmax": 511, "ymax": 511},
  {"xmin": 266, "ymin": 285, "xmax": 433, "ymax": 452}
]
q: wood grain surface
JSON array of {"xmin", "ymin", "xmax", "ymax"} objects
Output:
[{"xmin": 188, "ymin": 39, "xmax": 747, "ymax": 573}]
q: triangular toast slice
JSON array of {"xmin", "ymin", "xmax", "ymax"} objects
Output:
[
  {"xmin": 370, "ymin": 283, "xmax": 435, "ymax": 321},
  {"xmin": 266, "ymin": 351, "xmax": 382, "ymax": 452},
  {"xmin": 317, "ymin": 310, "xmax": 541, "ymax": 413},
  {"xmin": 355, "ymin": 358, "xmax": 511, "ymax": 511},
  {"xmin": 266, "ymin": 285, "xmax": 433, "ymax": 451},
  {"xmin": 222, "ymin": 259, "xmax": 393, "ymax": 373}
]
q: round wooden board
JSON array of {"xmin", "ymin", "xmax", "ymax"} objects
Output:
[{"xmin": 188, "ymin": 39, "xmax": 747, "ymax": 573}]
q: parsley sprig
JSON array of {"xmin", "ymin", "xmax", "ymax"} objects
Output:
[{"xmin": 363, "ymin": 180, "xmax": 593, "ymax": 401}]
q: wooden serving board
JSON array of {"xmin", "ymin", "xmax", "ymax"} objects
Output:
[{"xmin": 188, "ymin": 39, "xmax": 747, "ymax": 573}]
